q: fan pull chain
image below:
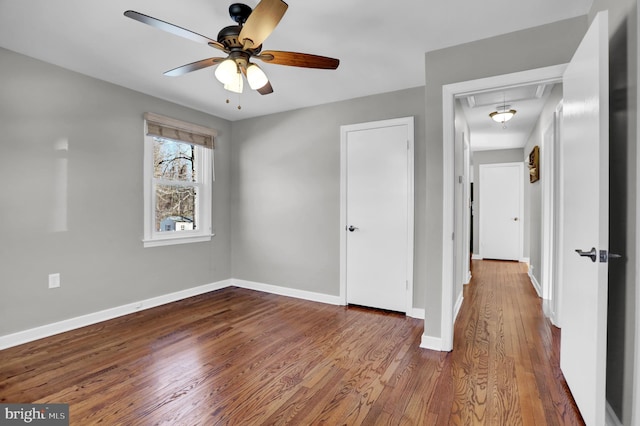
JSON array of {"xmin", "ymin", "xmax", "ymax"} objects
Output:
[{"xmin": 224, "ymin": 95, "xmax": 242, "ymax": 110}]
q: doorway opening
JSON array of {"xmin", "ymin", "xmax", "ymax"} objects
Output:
[{"xmin": 441, "ymin": 64, "xmax": 567, "ymax": 352}]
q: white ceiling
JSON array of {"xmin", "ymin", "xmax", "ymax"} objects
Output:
[
  {"xmin": 459, "ymin": 83, "xmax": 557, "ymax": 152},
  {"xmin": 0, "ymin": 0, "xmax": 592, "ymax": 121}
]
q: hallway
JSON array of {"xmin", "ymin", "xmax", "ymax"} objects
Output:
[{"xmin": 448, "ymin": 260, "xmax": 584, "ymax": 424}]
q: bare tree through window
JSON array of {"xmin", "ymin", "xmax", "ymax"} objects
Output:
[{"xmin": 153, "ymin": 138, "xmax": 197, "ymax": 232}]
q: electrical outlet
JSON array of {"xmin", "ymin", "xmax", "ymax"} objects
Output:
[{"xmin": 48, "ymin": 273, "xmax": 60, "ymax": 289}]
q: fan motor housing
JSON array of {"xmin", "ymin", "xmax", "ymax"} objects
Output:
[
  {"xmin": 229, "ymin": 3, "xmax": 252, "ymax": 24},
  {"xmin": 218, "ymin": 25, "xmax": 262, "ymax": 54}
]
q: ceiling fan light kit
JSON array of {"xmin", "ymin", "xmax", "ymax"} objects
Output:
[
  {"xmin": 223, "ymin": 70, "xmax": 244, "ymax": 93},
  {"xmin": 125, "ymin": 0, "xmax": 340, "ymax": 103},
  {"xmin": 246, "ymin": 63, "xmax": 269, "ymax": 90},
  {"xmin": 214, "ymin": 59, "xmax": 239, "ymax": 85}
]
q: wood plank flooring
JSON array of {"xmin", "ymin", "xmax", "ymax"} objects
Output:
[{"xmin": 0, "ymin": 260, "xmax": 584, "ymax": 425}]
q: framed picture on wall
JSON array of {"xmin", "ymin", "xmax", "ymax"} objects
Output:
[{"xmin": 529, "ymin": 145, "xmax": 540, "ymax": 183}]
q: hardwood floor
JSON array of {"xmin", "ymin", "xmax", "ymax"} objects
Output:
[{"xmin": 0, "ymin": 260, "xmax": 584, "ymax": 425}]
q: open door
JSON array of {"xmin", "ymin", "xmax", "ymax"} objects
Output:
[{"xmin": 559, "ymin": 11, "xmax": 609, "ymax": 426}]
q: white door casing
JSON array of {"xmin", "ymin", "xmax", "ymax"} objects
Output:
[
  {"xmin": 553, "ymin": 103, "xmax": 563, "ymax": 327},
  {"xmin": 479, "ymin": 162, "xmax": 524, "ymax": 261},
  {"xmin": 541, "ymin": 103, "xmax": 563, "ymax": 327},
  {"xmin": 541, "ymin": 122, "xmax": 555, "ymax": 315},
  {"xmin": 439, "ymin": 64, "xmax": 567, "ymax": 352},
  {"xmin": 559, "ymin": 11, "xmax": 609, "ymax": 426},
  {"xmin": 339, "ymin": 117, "xmax": 414, "ymax": 313},
  {"xmin": 454, "ymin": 132, "xmax": 472, "ymax": 294}
]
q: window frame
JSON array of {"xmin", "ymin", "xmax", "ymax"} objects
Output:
[{"xmin": 142, "ymin": 114, "xmax": 215, "ymax": 248}]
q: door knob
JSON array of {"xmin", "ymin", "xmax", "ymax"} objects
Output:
[
  {"xmin": 513, "ymin": 217, "xmax": 519, "ymax": 221},
  {"xmin": 347, "ymin": 225, "xmax": 359, "ymax": 232},
  {"xmin": 575, "ymin": 247, "xmax": 597, "ymax": 262}
]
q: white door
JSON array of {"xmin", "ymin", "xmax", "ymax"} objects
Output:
[
  {"xmin": 559, "ymin": 11, "xmax": 608, "ymax": 426},
  {"xmin": 340, "ymin": 117, "xmax": 414, "ymax": 313},
  {"xmin": 479, "ymin": 162, "xmax": 523, "ymax": 261}
]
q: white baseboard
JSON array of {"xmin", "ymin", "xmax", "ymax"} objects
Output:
[
  {"xmin": 420, "ymin": 334, "xmax": 445, "ymax": 351},
  {"xmin": 465, "ymin": 271, "xmax": 472, "ymax": 285},
  {"xmin": 0, "ymin": 279, "xmax": 232, "ymax": 350},
  {"xmin": 520, "ymin": 257, "xmax": 530, "ymax": 264},
  {"xmin": 606, "ymin": 401, "xmax": 623, "ymax": 426},
  {"xmin": 1, "ymin": 277, "xmax": 423, "ymax": 351},
  {"xmin": 454, "ymin": 291, "xmax": 464, "ymax": 321},
  {"xmin": 232, "ymin": 278, "xmax": 343, "ymax": 306},
  {"xmin": 409, "ymin": 308, "xmax": 425, "ymax": 320},
  {"xmin": 528, "ymin": 270, "xmax": 542, "ymax": 297},
  {"xmin": 472, "ymin": 253, "xmax": 483, "ymax": 260}
]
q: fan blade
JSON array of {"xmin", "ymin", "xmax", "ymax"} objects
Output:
[
  {"xmin": 258, "ymin": 81, "xmax": 274, "ymax": 95},
  {"xmin": 124, "ymin": 10, "xmax": 227, "ymax": 52},
  {"xmin": 238, "ymin": 0, "xmax": 288, "ymax": 49},
  {"xmin": 257, "ymin": 50, "xmax": 339, "ymax": 69},
  {"xmin": 164, "ymin": 57, "xmax": 226, "ymax": 77}
]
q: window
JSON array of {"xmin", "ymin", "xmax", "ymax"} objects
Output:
[{"xmin": 143, "ymin": 113, "xmax": 216, "ymax": 247}]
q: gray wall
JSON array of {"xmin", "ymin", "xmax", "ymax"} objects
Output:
[
  {"xmin": 0, "ymin": 48, "xmax": 232, "ymax": 335},
  {"xmin": 522, "ymin": 84, "xmax": 563, "ymax": 285},
  {"xmin": 230, "ymin": 87, "xmax": 427, "ymax": 308},
  {"xmin": 588, "ymin": 0, "xmax": 638, "ymax": 424},
  {"xmin": 471, "ymin": 149, "xmax": 526, "ymax": 257},
  {"xmin": 423, "ymin": 15, "xmax": 588, "ymax": 337}
]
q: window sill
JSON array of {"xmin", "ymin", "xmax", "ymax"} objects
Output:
[{"xmin": 143, "ymin": 233, "xmax": 214, "ymax": 248}]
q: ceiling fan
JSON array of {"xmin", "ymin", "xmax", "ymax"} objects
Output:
[{"xmin": 124, "ymin": 0, "xmax": 340, "ymax": 96}]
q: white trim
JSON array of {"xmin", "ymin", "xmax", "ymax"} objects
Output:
[
  {"xmin": 231, "ymin": 279, "xmax": 343, "ymax": 306},
  {"xmin": 552, "ymin": 102, "xmax": 564, "ymax": 328},
  {"xmin": 420, "ymin": 334, "xmax": 444, "ymax": 351},
  {"xmin": 143, "ymin": 124, "xmax": 213, "ymax": 248},
  {"xmin": 471, "ymin": 253, "xmax": 483, "ymax": 260},
  {"xmin": 409, "ymin": 308, "xmax": 425, "ymax": 320},
  {"xmin": 634, "ymin": 6, "xmax": 640, "ymax": 422},
  {"xmin": 0, "ymin": 279, "xmax": 232, "ymax": 350},
  {"xmin": 142, "ymin": 233, "xmax": 215, "ymax": 247},
  {"xmin": 606, "ymin": 401, "xmax": 623, "ymax": 426},
  {"xmin": 453, "ymin": 291, "xmax": 464, "ymax": 321},
  {"xmin": 528, "ymin": 270, "xmax": 542, "ymax": 297},
  {"xmin": 339, "ymin": 117, "xmax": 415, "ymax": 314},
  {"xmin": 520, "ymin": 257, "xmax": 530, "ymax": 264},
  {"xmin": 1, "ymin": 276, "xmax": 422, "ymax": 351},
  {"xmin": 441, "ymin": 64, "xmax": 567, "ymax": 353},
  {"xmin": 540, "ymin": 120, "xmax": 555, "ymax": 303}
]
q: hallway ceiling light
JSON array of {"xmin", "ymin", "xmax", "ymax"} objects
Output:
[{"xmin": 489, "ymin": 106, "xmax": 517, "ymax": 123}]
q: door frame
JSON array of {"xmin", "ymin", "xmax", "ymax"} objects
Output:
[
  {"xmin": 339, "ymin": 117, "xmax": 415, "ymax": 315},
  {"xmin": 541, "ymin": 101, "xmax": 563, "ymax": 327},
  {"xmin": 440, "ymin": 64, "xmax": 567, "ymax": 351},
  {"xmin": 635, "ymin": 6, "xmax": 640, "ymax": 424},
  {"xmin": 478, "ymin": 162, "xmax": 524, "ymax": 261}
]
